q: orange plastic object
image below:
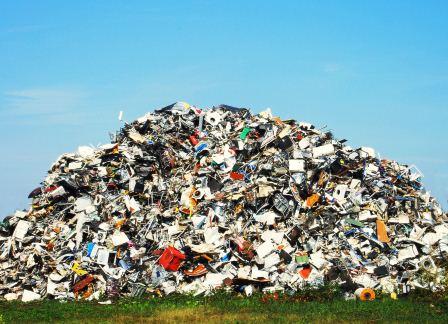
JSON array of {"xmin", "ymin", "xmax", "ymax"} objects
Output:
[
  {"xmin": 115, "ymin": 218, "xmax": 126, "ymax": 229},
  {"xmin": 376, "ymin": 219, "xmax": 390, "ymax": 243},
  {"xmin": 183, "ymin": 264, "xmax": 208, "ymax": 277},
  {"xmin": 73, "ymin": 275, "xmax": 94, "ymax": 293},
  {"xmin": 355, "ymin": 288, "xmax": 376, "ymax": 301},
  {"xmin": 306, "ymin": 193, "xmax": 320, "ymax": 207}
]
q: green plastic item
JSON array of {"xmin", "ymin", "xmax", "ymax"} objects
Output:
[
  {"xmin": 0, "ymin": 220, "xmax": 9, "ymax": 230},
  {"xmin": 232, "ymin": 163, "xmax": 243, "ymax": 172},
  {"xmin": 295, "ymin": 254, "xmax": 309, "ymax": 264},
  {"xmin": 240, "ymin": 127, "xmax": 251, "ymax": 140},
  {"xmin": 345, "ymin": 218, "xmax": 365, "ymax": 227}
]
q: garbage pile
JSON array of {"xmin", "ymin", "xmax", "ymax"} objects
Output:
[{"xmin": 1, "ymin": 102, "xmax": 447, "ymax": 302}]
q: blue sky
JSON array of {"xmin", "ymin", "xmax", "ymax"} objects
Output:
[{"xmin": 0, "ymin": 1, "xmax": 447, "ymax": 217}]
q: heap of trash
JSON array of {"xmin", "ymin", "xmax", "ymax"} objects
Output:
[{"xmin": 1, "ymin": 102, "xmax": 447, "ymax": 302}]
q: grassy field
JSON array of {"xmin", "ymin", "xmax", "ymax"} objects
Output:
[{"xmin": 1, "ymin": 290, "xmax": 448, "ymax": 323}]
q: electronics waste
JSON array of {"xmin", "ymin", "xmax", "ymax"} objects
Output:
[{"xmin": 1, "ymin": 102, "xmax": 447, "ymax": 302}]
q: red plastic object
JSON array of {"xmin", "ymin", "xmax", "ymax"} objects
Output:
[
  {"xmin": 44, "ymin": 185, "xmax": 59, "ymax": 193},
  {"xmin": 159, "ymin": 246, "xmax": 186, "ymax": 271},
  {"xmin": 189, "ymin": 135, "xmax": 199, "ymax": 146},
  {"xmin": 299, "ymin": 267, "xmax": 312, "ymax": 279},
  {"xmin": 230, "ymin": 171, "xmax": 244, "ymax": 181}
]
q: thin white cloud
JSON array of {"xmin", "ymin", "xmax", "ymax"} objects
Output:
[
  {"xmin": 4, "ymin": 88, "xmax": 86, "ymax": 116},
  {"xmin": 1, "ymin": 87, "xmax": 92, "ymax": 125}
]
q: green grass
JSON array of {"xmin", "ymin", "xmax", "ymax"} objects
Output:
[{"xmin": 2, "ymin": 291, "xmax": 448, "ymax": 323}]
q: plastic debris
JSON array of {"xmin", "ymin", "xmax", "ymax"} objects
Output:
[
  {"xmin": 0, "ymin": 102, "xmax": 447, "ymax": 301},
  {"xmin": 355, "ymin": 287, "xmax": 375, "ymax": 301}
]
